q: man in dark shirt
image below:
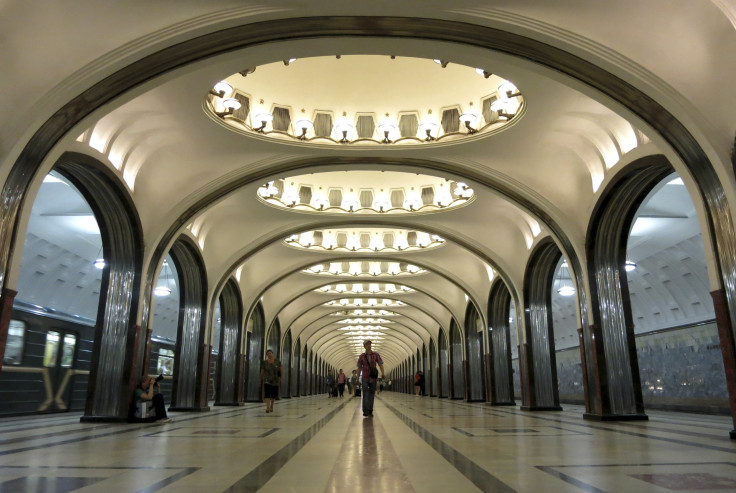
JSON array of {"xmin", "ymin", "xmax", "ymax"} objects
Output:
[{"xmin": 357, "ymin": 339, "xmax": 385, "ymax": 417}]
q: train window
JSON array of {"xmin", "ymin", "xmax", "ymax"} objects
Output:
[
  {"xmin": 3, "ymin": 319, "xmax": 25, "ymax": 365},
  {"xmin": 43, "ymin": 331, "xmax": 61, "ymax": 367},
  {"xmin": 157, "ymin": 348, "xmax": 174, "ymax": 375},
  {"xmin": 60, "ymin": 334, "xmax": 77, "ymax": 368}
]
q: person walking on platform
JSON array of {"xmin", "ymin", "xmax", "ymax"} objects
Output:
[
  {"xmin": 336, "ymin": 369, "xmax": 347, "ymax": 397},
  {"xmin": 260, "ymin": 349, "xmax": 282, "ymax": 413},
  {"xmin": 357, "ymin": 339, "xmax": 384, "ymax": 417}
]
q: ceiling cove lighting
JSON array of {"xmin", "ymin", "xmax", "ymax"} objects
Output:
[
  {"xmin": 206, "ymin": 56, "xmax": 524, "ymax": 146},
  {"xmin": 256, "ymin": 180, "xmax": 473, "ymax": 214},
  {"xmin": 285, "ymin": 229, "xmax": 445, "ymax": 252},
  {"xmin": 316, "ymin": 284, "xmax": 413, "ymax": 295},
  {"xmin": 555, "ymin": 259, "xmax": 576, "ymax": 297},
  {"xmin": 154, "ymin": 260, "xmax": 174, "ymax": 297}
]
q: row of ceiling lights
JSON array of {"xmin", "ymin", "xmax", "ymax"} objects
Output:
[
  {"xmin": 258, "ymin": 181, "xmax": 473, "ymax": 212},
  {"xmin": 209, "ymin": 72, "xmax": 522, "ymax": 143},
  {"xmin": 305, "ymin": 262, "xmax": 424, "ymax": 276},
  {"xmin": 318, "ymin": 284, "xmax": 413, "ymax": 294}
]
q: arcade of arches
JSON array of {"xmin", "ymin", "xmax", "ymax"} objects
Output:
[{"xmin": 2, "ymin": 3, "xmax": 736, "ymax": 492}]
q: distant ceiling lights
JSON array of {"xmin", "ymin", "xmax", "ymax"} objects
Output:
[
  {"xmin": 324, "ymin": 299, "xmax": 405, "ymax": 308},
  {"xmin": 257, "ymin": 174, "xmax": 473, "ymax": 214},
  {"xmin": 316, "ymin": 283, "xmax": 413, "ymax": 295},
  {"xmin": 555, "ymin": 259, "xmax": 576, "ymax": 297},
  {"xmin": 331, "ymin": 309, "xmax": 398, "ymax": 317},
  {"xmin": 205, "ymin": 56, "xmax": 524, "ymax": 146},
  {"xmin": 285, "ymin": 228, "xmax": 445, "ymax": 252},
  {"xmin": 154, "ymin": 260, "xmax": 173, "ymax": 297}
]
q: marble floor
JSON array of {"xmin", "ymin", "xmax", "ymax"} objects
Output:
[{"xmin": 1, "ymin": 393, "xmax": 736, "ymax": 492}]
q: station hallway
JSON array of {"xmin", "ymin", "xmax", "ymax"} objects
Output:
[{"xmin": 2, "ymin": 393, "xmax": 736, "ymax": 493}]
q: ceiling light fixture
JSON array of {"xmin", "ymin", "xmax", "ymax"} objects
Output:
[
  {"xmin": 154, "ymin": 259, "xmax": 173, "ymax": 297},
  {"xmin": 555, "ymin": 259, "xmax": 576, "ymax": 297},
  {"xmin": 625, "ymin": 260, "xmax": 637, "ymax": 272},
  {"xmin": 460, "ymin": 112, "xmax": 478, "ymax": 134},
  {"xmin": 208, "ymin": 68, "xmax": 523, "ymax": 145},
  {"xmin": 252, "ymin": 111, "xmax": 273, "ymax": 133}
]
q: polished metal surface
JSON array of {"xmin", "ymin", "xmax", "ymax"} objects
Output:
[
  {"xmin": 245, "ymin": 304, "xmax": 265, "ymax": 402},
  {"xmin": 267, "ymin": 320, "xmax": 281, "ymax": 358},
  {"xmin": 216, "ymin": 279, "xmax": 242, "ymax": 405},
  {"xmin": 450, "ymin": 320, "xmax": 464, "ymax": 399},
  {"xmin": 169, "ymin": 237, "xmax": 207, "ymax": 409},
  {"xmin": 523, "ymin": 240, "xmax": 561, "ymax": 408},
  {"xmin": 488, "ymin": 280, "xmax": 515, "ymax": 405},
  {"xmin": 429, "ymin": 339, "xmax": 438, "ymax": 396},
  {"xmin": 281, "ymin": 329, "xmax": 292, "ymax": 398},
  {"xmin": 587, "ymin": 159, "xmax": 670, "ymax": 415},
  {"xmin": 439, "ymin": 330, "xmax": 449, "ymax": 398},
  {"xmin": 291, "ymin": 338, "xmax": 301, "ymax": 397},
  {"xmin": 465, "ymin": 305, "xmax": 485, "ymax": 401},
  {"xmin": 300, "ymin": 345, "xmax": 307, "ymax": 396},
  {"xmin": 54, "ymin": 156, "xmax": 143, "ymax": 419}
]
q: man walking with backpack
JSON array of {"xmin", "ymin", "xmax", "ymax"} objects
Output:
[{"xmin": 357, "ymin": 339, "xmax": 384, "ymax": 417}]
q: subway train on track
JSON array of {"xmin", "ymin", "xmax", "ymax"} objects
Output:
[{"xmin": 0, "ymin": 303, "xmax": 217, "ymax": 417}]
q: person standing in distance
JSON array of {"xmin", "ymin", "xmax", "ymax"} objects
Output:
[
  {"xmin": 357, "ymin": 339, "xmax": 384, "ymax": 417},
  {"xmin": 260, "ymin": 349, "xmax": 282, "ymax": 413}
]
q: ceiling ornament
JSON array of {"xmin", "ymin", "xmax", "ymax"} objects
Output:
[
  {"xmin": 285, "ymin": 228, "xmax": 445, "ymax": 252},
  {"xmin": 303, "ymin": 261, "xmax": 425, "ymax": 276},
  {"xmin": 316, "ymin": 283, "xmax": 413, "ymax": 295},
  {"xmin": 323, "ymin": 298, "xmax": 406, "ymax": 308},
  {"xmin": 206, "ymin": 56, "xmax": 524, "ymax": 147},
  {"xmin": 337, "ymin": 318, "xmax": 392, "ymax": 324},
  {"xmin": 257, "ymin": 173, "xmax": 473, "ymax": 214},
  {"xmin": 329, "ymin": 309, "xmax": 398, "ymax": 317}
]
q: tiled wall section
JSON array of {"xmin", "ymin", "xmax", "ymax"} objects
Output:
[{"xmin": 513, "ymin": 322, "xmax": 729, "ymax": 412}]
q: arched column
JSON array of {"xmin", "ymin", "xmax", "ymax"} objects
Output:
[
  {"xmin": 44, "ymin": 154, "xmax": 144, "ymax": 422},
  {"xmin": 465, "ymin": 304, "xmax": 486, "ymax": 402},
  {"xmin": 280, "ymin": 328, "xmax": 291, "ymax": 398},
  {"xmin": 168, "ymin": 235, "xmax": 209, "ymax": 412},
  {"xmin": 449, "ymin": 320, "xmax": 465, "ymax": 399},
  {"xmin": 487, "ymin": 280, "xmax": 516, "ymax": 405},
  {"xmin": 245, "ymin": 303, "xmax": 265, "ymax": 402},
  {"xmin": 521, "ymin": 239, "xmax": 563, "ymax": 411},
  {"xmin": 214, "ymin": 278, "xmax": 243, "ymax": 406},
  {"xmin": 585, "ymin": 157, "xmax": 676, "ymax": 421}
]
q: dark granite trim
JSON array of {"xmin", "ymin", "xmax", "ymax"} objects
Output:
[
  {"xmin": 381, "ymin": 398, "xmax": 516, "ymax": 493},
  {"xmin": 223, "ymin": 399, "xmax": 348, "ymax": 492},
  {"xmin": 536, "ymin": 462, "xmax": 736, "ymax": 493}
]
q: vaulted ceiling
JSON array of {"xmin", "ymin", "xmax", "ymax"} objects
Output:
[{"xmin": 3, "ymin": 1, "xmax": 733, "ymax": 373}]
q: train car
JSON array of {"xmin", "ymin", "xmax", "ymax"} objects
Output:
[{"xmin": 0, "ymin": 302, "xmax": 95, "ymax": 416}]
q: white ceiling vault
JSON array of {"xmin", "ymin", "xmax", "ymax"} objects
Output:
[{"xmin": 3, "ymin": 1, "xmax": 733, "ymax": 375}]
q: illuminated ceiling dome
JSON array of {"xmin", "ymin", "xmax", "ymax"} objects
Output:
[
  {"xmin": 285, "ymin": 228, "xmax": 445, "ymax": 252},
  {"xmin": 258, "ymin": 171, "xmax": 473, "ymax": 214},
  {"xmin": 207, "ymin": 55, "xmax": 524, "ymax": 146}
]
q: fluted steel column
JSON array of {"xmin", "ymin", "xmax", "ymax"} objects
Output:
[
  {"xmin": 522, "ymin": 240, "xmax": 562, "ymax": 411},
  {"xmin": 586, "ymin": 160, "xmax": 670, "ymax": 419},
  {"xmin": 215, "ymin": 279, "xmax": 242, "ymax": 406},
  {"xmin": 0, "ymin": 288, "xmax": 18, "ymax": 376},
  {"xmin": 169, "ymin": 237, "xmax": 208, "ymax": 412},
  {"xmin": 488, "ymin": 280, "xmax": 515, "ymax": 405},
  {"xmin": 245, "ymin": 304, "xmax": 265, "ymax": 402},
  {"xmin": 281, "ymin": 329, "xmax": 291, "ymax": 398},
  {"xmin": 465, "ymin": 305, "xmax": 485, "ymax": 402}
]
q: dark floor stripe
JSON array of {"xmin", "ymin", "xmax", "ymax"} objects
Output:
[
  {"xmin": 138, "ymin": 467, "xmax": 201, "ymax": 493},
  {"xmin": 380, "ymin": 398, "xmax": 516, "ymax": 493},
  {"xmin": 324, "ymin": 407, "xmax": 415, "ymax": 492},
  {"xmin": 445, "ymin": 399, "xmax": 736, "ymax": 452},
  {"xmin": 535, "ymin": 465, "xmax": 607, "ymax": 493},
  {"xmin": 224, "ymin": 400, "xmax": 349, "ymax": 492},
  {"xmin": 0, "ymin": 402, "xmax": 270, "ymax": 456}
]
